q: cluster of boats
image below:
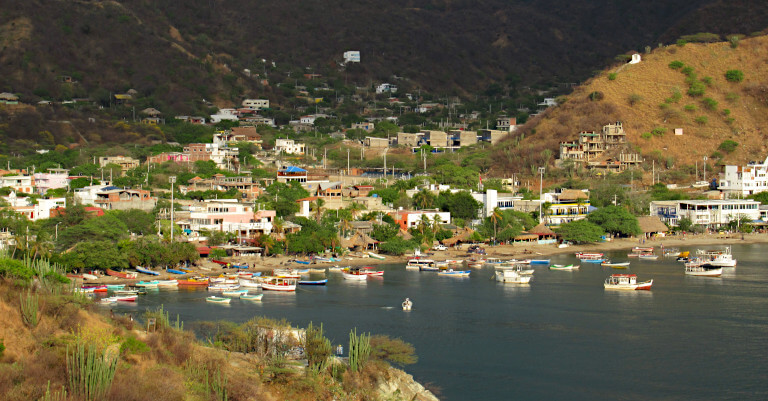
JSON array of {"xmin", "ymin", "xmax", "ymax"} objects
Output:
[{"xmin": 681, "ymin": 247, "xmax": 736, "ymax": 277}]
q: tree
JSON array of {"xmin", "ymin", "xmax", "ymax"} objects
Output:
[
  {"xmin": 586, "ymin": 205, "xmax": 641, "ymax": 237},
  {"xmin": 677, "ymin": 217, "xmax": 693, "ymax": 232},
  {"xmin": 370, "ymin": 335, "xmax": 417, "ymax": 366},
  {"xmin": 556, "ymin": 220, "xmax": 605, "ymax": 243},
  {"xmin": 412, "ymin": 189, "xmax": 435, "ymax": 210},
  {"xmin": 311, "ymin": 198, "xmax": 325, "ymax": 223},
  {"xmin": 58, "ymin": 240, "xmax": 128, "ymax": 271},
  {"xmin": 489, "ymin": 208, "xmax": 502, "ymax": 240}
]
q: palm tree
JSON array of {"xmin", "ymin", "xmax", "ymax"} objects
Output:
[
  {"xmin": 418, "ymin": 214, "xmax": 431, "ymax": 237},
  {"xmin": 312, "ymin": 198, "xmax": 326, "ymax": 223},
  {"xmin": 431, "ymin": 214, "xmax": 442, "ymax": 236},
  {"xmin": 413, "ymin": 189, "xmax": 435, "ymax": 210},
  {"xmin": 490, "ymin": 207, "xmax": 502, "ymax": 242},
  {"xmin": 346, "ymin": 202, "xmax": 366, "ymax": 219},
  {"xmin": 339, "ymin": 216, "xmax": 353, "ymax": 238}
]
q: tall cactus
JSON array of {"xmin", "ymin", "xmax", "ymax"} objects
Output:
[
  {"xmin": 20, "ymin": 289, "xmax": 39, "ymax": 328},
  {"xmin": 304, "ymin": 322, "xmax": 332, "ymax": 375},
  {"xmin": 66, "ymin": 341, "xmax": 118, "ymax": 400},
  {"xmin": 348, "ymin": 328, "xmax": 371, "ymax": 372}
]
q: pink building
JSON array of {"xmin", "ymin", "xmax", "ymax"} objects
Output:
[{"xmin": 178, "ymin": 200, "xmax": 275, "ymax": 242}]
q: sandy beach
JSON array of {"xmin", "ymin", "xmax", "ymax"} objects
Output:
[{"xmin": 82, "ymin": 232, "xmax": 767, "ymax": 284}]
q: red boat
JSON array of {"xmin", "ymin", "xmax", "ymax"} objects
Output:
[
  {"xmin": 106, "ymin": 269, "xmax": 138, "ymax": 279},
  {"xmin": 360, "ymin": 267, "xmax": 384, "ymax": 276},
  {"xmin": 211, "ymin": 260, "xmax": 229, "ymax": 265},
  {"xmin": 66, "ymin": 273, "xmax": 84, "ymax": 279}
]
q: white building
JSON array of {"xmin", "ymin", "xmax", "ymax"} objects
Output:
[
  {"xmin": 376, "ymin": 83, "xmax": 397, "ymax": 94},
  {"xmin": 472, "ymin": 189, "xmax": 522, "ymax": 218},
  {"xmin": 242, "ymin": 99, "xmax": 270, "ymax": 110},
  {"xmin": 650, "ymin": 199, "xmax": 760, "ymax": 228},
  {"xmin": 210, "ymin": 108, "xmax": 239, "ymax": 123},
  {"xmin": 4, "ymin": 192, "xmax": 66, "ymax": 221},
  {"xmin": 274, "ymin": 139, "xmax": 305, "ymax": 155},
  {"xmin": 0, "ymin": 175, "xmax": 34, "ymax": 194},
  {"xmin": 719, "ymin": 156, "xmax": 768, "ymax": 197},
  {"xmin": 343, "ymin": 51, "xmax": 360, "ymax": 63},
  {"xmin": 178, "ymin": 200, "xmax": 275, "ymax": 240},
  {"xmin": 74, "ymin": 185, "xmax": 116, "ymax": 206}
]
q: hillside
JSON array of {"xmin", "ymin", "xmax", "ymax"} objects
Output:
[
  {"xmin": 491, "ymin": 33, "xmax": 768, "ymax": 179},
  {"xmin": 2, "ymin": 0, "xmax": 768, "ymax": 112}
]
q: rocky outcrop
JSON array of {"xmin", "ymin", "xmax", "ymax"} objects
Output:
[{"xmin": 377, "ymin": 367, "xmax": 439, "ymax": 401}]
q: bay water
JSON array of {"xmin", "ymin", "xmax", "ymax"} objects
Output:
[{"xmin": 112, "ymin": 244, "xmax": 768, "ymax": 400}]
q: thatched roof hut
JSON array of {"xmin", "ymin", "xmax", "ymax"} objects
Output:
[
  {"xmin": 341, "ymin": 232, "xmax": 379, "ymax": 250},
  {"xmin": 529, "ymin": 223, "xmax": 556, "ymax": 238},
  {"xmin": 637, "ymin": 216, "xmax": 669, "ymax": 235},
  {"xmin": 442, "ymin": 227, "xmax": 475, "ymax": 246}
]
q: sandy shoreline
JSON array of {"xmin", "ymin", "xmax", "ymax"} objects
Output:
[{"xmin": 82, "ymin": 232, "xmax": 767, "ymax": 284}]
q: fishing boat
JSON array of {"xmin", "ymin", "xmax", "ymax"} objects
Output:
[
  {"xmin": 114, "ymin": 289, "xmax": 145, "ymax": 296},
  {"xmin": 495, "ymin": 270, "xmax": 532, "ymax": 284},
  {"xmin": 466, "ymin": 258, "xmax": 486, "ymax": 268},
  {"xmin": 697, "ymin": 246, "xmax": 737, "ymax": 267},
  {"xmin": 166, "ymin": 269, "xmax": 187, "ymax": 275},
  {"xmin": 177, "ymin": 278, "xmax": 209, "ymax": 286},
  {"xmin": 100, "ymin": 297, "xmax": 117, "ymax": 304},
  {"xmin": 308, "ymin": 268, "xmax": 327, "ymax": 274},
  {"xmin": 406, "ymin": 258, "xmax": 435, "ymax": 270},
  {"xmin": 106, "ymin": 269, "xmax": 138, "ymax": 279},
  {"xmin": 484, "ymin": 258, "xmax": 506, "ymax": 266},
  {"xmin": 206, "ymin": 296, "xmax": 231, "ymax": 304},
  {"xmin": 80, "ymin": 285, "xmax": 108, "ymax": 293},
  {"xmin": 261, "ymin": 276, "xmax": 298, "ymax": 291},
  {"xmin": 135, "ymin": 280, "xmax": 160, "ymax": 288},
  {"xmin": 529, "ymin": 259, "xmax": 551, "ymax": 265},
  {"xmin": 298, "ymin": 279, "xmax": 328, "ymax": 285},
  {"xmin": 638, "ymin": 254, "xmax": 659, "ymax": 260},
  {"xmin": 402, "ymin": 298, "xmax": 413, "ymax": 311},
  {"xmin": 313, "ymin": 256, "xmax": 332, "ymax": 263},
  {"xmin": 238, "ymin": 278, "xmax": 262, "ymax": 288},
  {"xmin": 106, "ymin": 284, "xmax": 125, "ymax": 290},
  {"xmin": 273, "ymin": 269, "xmax": 302, "ymax": 278},
  {"xmin": 685, "ymin": 264, "xmax": 723, "ymax": 277},
  {"xmin": 601, "ymin": 261, "xmax": 630, "ymax": 268},
  {"xmin": 581, "ymin": 257, "xmax": 605, "ymax": 263},
  {"xmin": 342, "ymin": 269, "xmax": 368, "ymax": 281},
  {"xmin": 445, "ymin": 259, "xmax": 464, "ymax": 265},
  {"xmin": 293, "ymin": 260, "xmax": 311, "ymax": 265},
  {"xmin": 82, "ymin": 273, "xmax": 99, "ymax": 280},
  {"xmin": 114, "ymin": 295, "xmax": 138, "ymax": 302},
  {"xmin": 496, "ymin": 263, "xmax": 535, "ymax": 275},
  {"xmin": 437, "ymin": 269, "xmax": 471, "ymax": 277},
  {"xmin": 603, "ymin": 274, "xmax": 653, "ymax": 290},
  {"xmin": 549, "ymin": 264, "xmax": 580, "ymax": 270},
  {"xmin": 633, "ymin": 247, "xmax": 654, "ymax": 252},
  {"xmin": 575, "ymin": 252, "xmax": 603, "ymax": 259},
  {"xmin": 209, "ymin": 276, "xmax": 239, "ymax": 284},
  {"xmin": 367, "ymin": 252, "xmax": 386, "ymax": 260},
  {"xmin": 156, "ymin": 280, "xmax": 179, "ymax": 287},
  {"xmin": 208, "ymin": 283, "xmax": 240, "ymax": 291},
  {"xmin": 241, "ymin": 294, "xmax": 264, "ymax": 301},
  {"xmin": 419, "ymin": 264, "xmax": 439, "ymax": 272},
  {"xmin": 135, "ymin": 266, "xmax": 161, "ymax": 276},
  {"xmin": 211, "ymin": 260, "xmax": 229, "ymax": 266},
  {"xmin": 222, "ymin": 289, "xmax": 249, "ymax": 297}
]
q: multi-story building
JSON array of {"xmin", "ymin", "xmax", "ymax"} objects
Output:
[
  {"xmin": 182, "ymin": 143, "xmax": 239, "ymax": 170},
  {"xmin": 178, "ymin": 200, "xmax": 275, "ymax": 240},
  {"xmin": 147, "ymin": 152, "xmax": 190, "ymax": 164},
  {"xmin": 277, "ymin": 166, "xmax": 308, "ymax": 184},
  {"xmin": 650, "ymin": 199, "xmax": 760, "ymax": 228},
  {"xmin": 242, "ymin": 99, "xmax": 269, "ymax": 110},
  {"xmin": 274, "ymin": 139, "xmax": 305, "ymax": 155},
  {"xmin": 33, "ymin": 169, "xmax": 70, "ymax": 195},
  {"xmin": 389, "ymin": 209, "xmax": 451, "ymax": 231},
  {"xmin": 543, "ymin": 189, "xmax": 591, "ymax": 226},
  {"xmin": 472, "ymin": 189, "xmax": 523, "ymax": 218},
  {"xmin": 559, "ymin": 122, "xmax": 628, "ymax": 162},
  {"xmin": 99, "ymin": 156, "xmax": 140, "ymax": 171},
  {"xmin": 719, "ymin": 156, "xmax": 768, "ymax": 197},
  {"xmin": 0, "ymin": 175, "xmax": 34, "ymax": 194},
  {"xmin": 93, "ymin": 188, "xmax": 156, "ymax": 212},
  {"xmin": 343, "ymin": 51, "xmax": 361, "ymax": 63},
  {"xmin": 213, "ymin": 126, "xmax": 263, "ymax": 148}
]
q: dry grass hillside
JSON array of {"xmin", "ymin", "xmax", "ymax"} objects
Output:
[{"xmin": 492, "ymin": 33, "xmax": 768, "ymax": 177}]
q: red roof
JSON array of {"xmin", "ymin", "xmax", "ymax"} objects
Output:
[{"xmin": 196, "ymin": 246, "xmax": 211, "ymax": 255}]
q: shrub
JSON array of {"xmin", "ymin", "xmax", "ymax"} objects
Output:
[
  {"xmin": 651, "ymin": 127, "xmax": 666, "ymax": 137},
  {"xmin": 725, "ymin": 70, "xmax": 744, "ymax": 82},
  {"xmin": 627, "ymin": 93, "xmax": 641, "ymax": 105},
  {"xmin": 728, "ymin": 35, "xmax": 741, "ymax": 48},
  {"xmin": 588, "ymin": 91, "xmax": 604, "ymax": 101},
  {"xmin": 668, "ymin": 60, "xmax": 684, "ymax": 69},
  {"xmin": 120, "ymin": 337, "xmax": 150, "ymax": 356},
  {"xmin": 607, "ymin": 73, "xmax": 617, "ymax": 81},
  {"xmin": 641, "ymin": 132, "xmax": 652, "ymax": 139},
  {"xmin": 681, "ymin": 66, "xmax": 695, "ymax": 76},
  {"xmin": 722, "ymin": 109, "xmax": 731, "ymax": 116},
  {"xmin": 710, "ymin": 151, "xmax": 723, "ymax": 159},
  {"xmin": 680, "ymin": 32, "xmax": 720, "ymax": 43},
  {"xmin": 688, "ymin": 82, "xmax": 706, "ymax": 96},
  {"xmin": 676, "ymin": 39, "xmax": 687, "ymax": 47},
  {"xmin": 695, "ymin": 116, "xmax": 708, "ymax": 125},
  {"xmin": 701, "ymin": 76, "xmax": 713, "ymax": 86},
  {"xmin": 719, "ymin": 140, "xmax": 739, "ymax": 153},
  {"xmin": 684, "ymin": 104, "xmax": 697, "ymax": 112},
  {"xmin": 725, "ymin": 92, "xmax": 740, "ymax": 102},
  {"xmin": 0, "ymin": 339, "xmax": 4, "ymax": 359},
  {"xmin": 370, "ymin": 335, "xmax": 417, "ymax": 367},
  {"xmin": 702, "ymin": 97, "xmax": 718, "ymax": 110}
]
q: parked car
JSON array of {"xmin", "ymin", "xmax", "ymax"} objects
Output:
[{"xmin": 432, "ymin": 244, "xmax": 447, "ymax": 251}]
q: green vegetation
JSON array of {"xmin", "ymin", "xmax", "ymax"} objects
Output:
[
  {"xmin": 627, "ymin": 93, "xmax": 642, "ymax": 105},
  {"xmin": 556, "ymin": 220, "xmax": 605, "ymax": 243},
  {"xmin": 684, "ymin": 104, "xmax": 697, "ymax": 112},
  {"xmin": 718, "ymin": 140, "xmax": 739, "ymax": 153},
  {"xmin": 586, "ymin": 205, "xmax": 640, "ymax": 237},
  {"xmin": 695, "ymin": 116, "xmax": 708, "ymax": 125},
  {"xmin": 608, "ymin": 73, "xmax": 617, "ymax": 81},
  {"xmin": 348, "ymin": 328, "xmax": 372, "ymax": 373},
  {"xmin": 20, "ymin": 289, "xmax": 40, "ymax": 328},
  {"xmin": 725, "ymin": 69, "xmax": 745, "ymax": 82},
  {"xmin": 702, "ymin": 98, "xmax": 718, "ymax": 110},
  {"xmin": 668, "ymin": 60, "xmax": 684, "ymax": 70},
  {"xmin": 66, "ymin": 339, "xmax": 119, "ymax": 400}
]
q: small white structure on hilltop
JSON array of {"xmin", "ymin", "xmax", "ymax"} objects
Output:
[
  {"xmin": 343, "ymin": 51, "xmax": 360, "ymax": 63},
  {"xmin": 629, "ymin": 53, "xmax": 641, "ymax": 64},
  {"xmin": 376, "ymin": 83, "xmax": 397, "ymax": 94}
]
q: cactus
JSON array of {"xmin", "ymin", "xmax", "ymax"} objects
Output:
[
  {"xmin": 66, "ymin": 341, "xmax": 118, "ymax": 400},
  {"xmin": 20, "ymin": 289, "xmax": 39, "ymax": 328},
  {"xmin": 348, "ymin": 328, "xmax": 371, "ymax": 372},
  {"xmin": 39, "ymin": 381, "xmax": 67, "ymax": 401},
  {"xmin": 304, "ymin": 322, "xmax": 332, "ymax": 375}
]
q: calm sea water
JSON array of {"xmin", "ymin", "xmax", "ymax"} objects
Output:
[{"xmin": 111, "ymin": 244, "xmax": 768, "ymax": 400}]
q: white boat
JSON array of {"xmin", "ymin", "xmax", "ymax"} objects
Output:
[
  {"xmin": 241, "ymin": 293, "xmax": 264, "ymax": 301},
  {"xmin": 685, "ymin": 265, "xmax": 723, "ymax": 277},
  {"xmin": 638, "ymin": 254, "xmax": 659, "ymax": 260},
  {"xmin": 156, "ymin": 280, "xmax": 178, "ymax": 287},
  {"xmin": 208, "ymin": 284, "xmax": 241, "ymax": 291},
  {"xmin": 368, "ymin": 252, "xmax": 386, "ymax": 260},
  {"xmin": 437, "ymin": 269, "xmax": 471, "ymax": 277},
  {"xmin": 328, "ymin": 265, "xmax": 348, "ymax": 272},
  {"xmin": 697, "ymin": 246, "xmax": 737, "ymax": 267},
  {"xmin": 238, "ymin": 278, "xmax": 262, "ymax": 288},
  {"xmin": 402, "ymin": 298, "xmax": 413, "ymax": 311},
  {"xmin": 601, "ymin": 261, "xmax": 630, "ymax": 268},
  {"xmin": 206, "ymin": 296, "xmax": 231, "ymax": 304},
  {"xmin": 495, "ymin": 270, "xmax": 532, "ymax": 284},
  {"xmin": 342, "ymin": 271, "xmax": 368, "ymax": 281},
  {"xmin": 406, "ymin": 258, "xmax": 435, "ymax": 270},
  {"xmin": 604, "ymin": 274, "xmax": 653, "ymax": 290},
  {"xmin": 484, "ymin": 258, "xmax": 506, "ymax": 266},
  {"xmin": 576, "ymin": 252, "xmax": 603, "ymax": 259},
  {"xmin": 496, "ymin": 263, "xmax": 535, "ymax": 275},
  {"xmin": 135, "ymin": 280, "xmax": 160, "ymax": 288},
  {"xmin": 261, "ymin": 276, "xmax": 297, "ymax": 291},
  {"xmin": 550, "ymin": 264, "xmax": 580, "ymax": 270},
  {"xmin": 82, "ymin": 273, "xmax": 99, "ymax": 280},
  {"xmin": 222, "ymin": 289, "xmax": 249, "ymax": 297},
  {"xmin": 273, "ymin": 268, "xmax": 302, "ymax": 278}
]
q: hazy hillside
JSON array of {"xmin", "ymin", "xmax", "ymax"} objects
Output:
[
  {"xmin": 2, "ymin": 0, "xmax": 768, "ymax": 112},
  {"xmin": 491, "ymin": 33, "xmax": 768, "ymax": 178}
]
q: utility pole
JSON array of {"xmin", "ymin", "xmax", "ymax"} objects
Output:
[
  {"xmin": 703, "ymin": 156, "xmax": 708, "ymax": 182},
  {"xmin": 538, "ymin": 167, "xmax": 546, "ymax": 224},
  {"xmin": 169, "ymin": 176, "xmax": 176, "ymax": 242},
  {"xmin": 347, "ymin": 148, "xmax": 350, "ymax": 175}
]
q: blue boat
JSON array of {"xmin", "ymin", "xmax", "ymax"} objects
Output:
[
  {"xmin": 581, "ymin": 259, "xmax": 605, "ymax": 263},
  {"xmin": 135, "ymin": 266, "xmax": 160, "ymax": 276},
  {"xmin": 294, "ymin": 260, "xmax": 311, "ymax": 265},
  {"xmin": 167, "ymin": 269, "xmax": 187, "ymax": 275},
  {"xmin": 529, "ymin": 259, "xmax": 550, "ymax": 264},
  {"xmin": 298, "ymin": 279, "xmax": 328, "ymax": 285}
]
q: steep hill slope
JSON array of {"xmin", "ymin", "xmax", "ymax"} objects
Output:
[
  {"xmin": 491, "ymin": 34, "xmax": 768, "ymax": 177},
  {"xmin": 2, "ymin": 0, "xmax": 768, "ymax": 111}
]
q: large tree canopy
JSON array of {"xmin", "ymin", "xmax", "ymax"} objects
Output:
[
  {"xmin": 586, "ymin": 205, "xmax": 640, "ymax": 237},
  {"xmin": 556, "ymin": 220, "xmax": 605, "ymax": 243}
]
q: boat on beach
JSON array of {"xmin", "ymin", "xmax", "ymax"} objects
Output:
[
  {"xmin": 135, "ymin": 266, "xmax": 160, "ymax": 276},
  {"xmin": 166, "ymin": 269, "xmax": 187, "ymax": 275},
  {"xmin": 106, "ymin": 269, "xmax": 138, "ymax": 279},
  {"xmin": 604, "ymin": 274, "xmax": 652, "ymax": 290},
  {"xmin": 368, "ymin": 252, "xmax": 386, "ymax": 260}
]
